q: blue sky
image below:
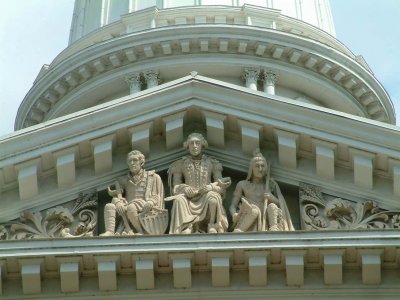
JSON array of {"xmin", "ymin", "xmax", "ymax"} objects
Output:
[{"xmin": 0, "ymin": 0, "xmax": 399, "ymax": 137}]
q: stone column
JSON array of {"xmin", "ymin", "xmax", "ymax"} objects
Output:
[
  {"xmin": 143, "ymin": 70, "xmax": 160, "ymax": 88},
  {"xmin": 242, "ymin": 68, "xmax": 260, "ymax": 90},
  {"xmin": 263, "ymin": 70, "xmax": 278, "ymax": 95},
  {"xmin": 125, "ymin": 73, "xmax": 142, "ymax": 94}
]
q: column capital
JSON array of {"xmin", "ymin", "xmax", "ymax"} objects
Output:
[
  {"xmin": 242, "ymin": 67, "xmax": 260, "ymax": 81},
  {"xmin": 263, "ymin": 70, "xmax": 279, "ymax": 85},
  {"xmin": 242, "ymin": 67, "xmax": 260, "ymax": 90},
  {"xmin": 125, "ymin": 73, "xmax": 142, "ymax": 94},
  {"xmin": 143, "ymin": 70, "xmax": 160, "ymax": 88}
]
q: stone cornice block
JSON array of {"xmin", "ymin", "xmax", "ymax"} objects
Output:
[
  {"xmin": 219, "ymin": 39, "xmax": 229, "ymax": 52},
  {"xmin": 283, "ymin": 250, "xmax": 306, "ymax": 286},
  {"xmin": 163, "ymin": 112, "xmax": 186, "ymax": 150},
  {"xmin": 91, "ymin": 134, "xmax": 116, "ymax": 176},
  {"xmin": 0, "ymin": 260, "xmax": 6, "ymax": 295},
  {"xmin": 56, "ymin": 256, "xmax": 82, "ymax": 293},
  {"xmin": 124, "ymin": 49, "xmax": 137, "ymax": 61},
  {"xmin": 358, "ymin": 249, "xmax": 382, "ymax": 285},
  {"xmin": 169, "ymin": 252, "xmax": 194, "ymax": 288},
  {"xmin": 136, "ymin": 260, "xmax": 155, "ymax": 289},
  {"xmin": 323, "ymin": 254, "xmax": 343, "ymax": 285},
  {"xmin": 128, "ymin": 122, "xmax": 153, "ymax": 157},
  {"xmin": 319, "ymin": 249, "xmax": 345, "ymax": 285},
  {"xmin": 53, "ymin": 146, "xmax": 78, "ymax": 188},
  {"xmin": 245, "ymin": 250, "xmax": 269, "ymax": 286},
  {"xmin": 238, "ymin": 119, "xmax": 262, "ymax": 156},
  {"xmin": 274, "ymin": 129, "xmax": 298, "ymax": 169},
  {"xmin": 388, "ymin": 159, "xmax": 400, "ymax": 196},
  {"xmin": 171, "ymin": 257, "xmax": 192, "ymax": 288},
  {"xmin": 349, "ymin": 148, "xmax": 375, "ymax": 189},
  {"xmin": 60, "ymin": 262, "xmax": 79, "ymax": 293},
  {"xmin": 19, "ymin": 259, "xmax": 43, "ymax": 295},
  {"xmin": 180, "ymin": 40, "xmax": 190, "ymax": 52},
  {"xmin": 209, "ymin": 252, "xmax": 232, "ymax": 287},
  {"xmin": 312, "ymin": 139, "xmax": 337, "ymax": 180},
  {"xmin": 203, "ymin": 111, "xmax": 226, "ymax": 149},
  {"xmin": 15, "ymin": 158, "xmax": 40, "ymax": 201},
  {"xmin": 97, "ymin": 261, "xmax": 117, "ymax": 291}
]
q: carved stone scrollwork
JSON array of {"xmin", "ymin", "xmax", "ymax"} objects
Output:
[
  {"xmin": 300, "ymin": 183, "xmax": 400, "ymax": 230},
  {"xmin": 0, "ymin": 191, "xmax": 97, "ymax": 240}
]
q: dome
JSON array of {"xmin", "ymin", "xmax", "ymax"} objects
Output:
[
  {"xmin": 15, "ymin": 0, "xmax": 395, "ymax": 130},
  {"xmin": 69, "ymin": 0, "xmax": 335, "ymax": 44}
]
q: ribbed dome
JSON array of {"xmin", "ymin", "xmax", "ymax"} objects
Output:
[{"xmin": 69, "ymin": 0, "xmax": 335, "ymax": 44}]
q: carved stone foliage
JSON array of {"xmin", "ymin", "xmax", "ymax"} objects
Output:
[
  {"xmin": 0, "ymin": 191, "xmax": 97, "ymax": 240},
  {"xmin": 300, "ymin": 183, "xmax": 400, "ymax": 230}
]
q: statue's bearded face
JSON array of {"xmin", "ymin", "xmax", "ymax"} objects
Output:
[
  {"xmin": 252, "ymin": 160, "xmax": 266, "ymax": 179},
  {"xmin": 188, "ymin": 136, "xmax": 202, "ymax": 157},
  {"xmin": 127, "ymin": 155, "xmax": 142, "ymax": 174}
]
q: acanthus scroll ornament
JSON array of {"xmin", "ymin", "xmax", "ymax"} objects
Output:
[
  {"xmin": 0, "ymin": 191, "xmax": 97, "ymax": 240},
  {"xmin": 300, "ymin": 183, "xmax": 400, "ymax": 230}
]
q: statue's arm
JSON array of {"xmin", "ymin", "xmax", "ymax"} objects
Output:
[
  {"xmin": 169, "ymin": 160, "xmax": 191, "ymax": 196},
  {"xmin": 264, "ymin": 180, "xmax": 279, "ymax": 206},
  {"xmin": 147, "ymin": 173, "xmax": 165, "ymax": 208},
  {"xmin": 209, "ymin": 159, "xmax": 231, "ymax": 193},
  {"xmin": 229, "ymin": 181, "xmax": 244, "ymax": 216}
]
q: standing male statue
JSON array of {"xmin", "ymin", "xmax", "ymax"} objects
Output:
[
  {"xmin": 167, "ymin": 133, "xmax": 231, "ymax": 234},
  {"xmin": 101, "ymin": 150, "xmax": 165, "ymax": 236},
  {"xmin": 229, "ymin": 150, "xmax": 294, "ymax": 232}
]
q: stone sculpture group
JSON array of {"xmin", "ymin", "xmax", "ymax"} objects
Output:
[{"xmin": 101, "ymin": 133, "xmax": 294, "ymax": 236}]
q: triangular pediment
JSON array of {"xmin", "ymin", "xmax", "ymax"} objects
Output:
[{"xmin": 1, "ymin": 74, "xmax": 399, "ymax": 235}]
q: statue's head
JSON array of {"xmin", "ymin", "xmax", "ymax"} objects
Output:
[
  {"xmin": 126, "ymin": 150, "xmax": 145, "ymax": 174},
  {"xmin": 183, "ymin": 133, "xmax": 208, "ymax": 157},
  {"xmin": 247, "ymin": 149, "xmax": 268, "ymax": 180}
]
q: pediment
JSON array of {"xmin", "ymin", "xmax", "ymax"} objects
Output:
[{"xmin": 0, "ymin": 74, "xmax": 399, "ymax": 237}]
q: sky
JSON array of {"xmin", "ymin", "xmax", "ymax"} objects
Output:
[{"xmin": 0, "ymin": 0, "xmax": 399, "ymax": 137}]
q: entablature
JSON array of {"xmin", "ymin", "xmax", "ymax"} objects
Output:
[{"xmin": 0, "ymin": 231, "xmax": 399, "ymax": 298}]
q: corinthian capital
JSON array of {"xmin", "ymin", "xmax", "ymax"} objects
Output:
[
  {"xmin": 125, "ymin": 73, "xmax": 142, "ymax": 94},
  {"xmin": 263, "ymin": 70, "xmax": 279, "ymax": 95},
  {"xmin": 242, "ymin": 67, "xmax": 260, "ymax": 90},
  {"xmin": 143, "ymin": 70, "xmax": 160, "ymax": 88}
]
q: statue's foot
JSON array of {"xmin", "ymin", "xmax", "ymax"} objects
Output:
[
  {"xmin": 233, "ymin": 228, "xmax": 243, "ymax": 233},
  {"xmin": 208, "ymin": 224, "xmax": 218, "ymax": 233},
  {"xmin": 181, "ymin": 224, "xmax": 193, "ymax": 234},
  {"xmin": 100, "ymin": 231, "xmax": 115, "ymax": 237},
  {"xmin": 269, "ymin": 225, "xmax": 280, "ymax": 231},
  {"xmin": 121, "ymin": 230, "xmax": 135, "ymax": 236}
]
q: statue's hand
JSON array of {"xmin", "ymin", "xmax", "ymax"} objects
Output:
[
  {"xmin": 184, "ymin": 186, "xmax": 197, "ymax": 198},
  {"xmin": 143, "ymin": 201, "xmax": 153, "ymax": 213},
  {"xmin": 264, "ymin": 192, "xmax": 273, "ymax": 199},
  {"xmin": 229, "ymin": 205, "xmax": 236, "ymax": 217},
  {"xmin": 198, "ymin": 185, "xmax": 212, "ymax": 195},
  {"xmin": 108, "ymin": 187, "xmax": 119, "ymax": 197},
  {"xmin": 115, "ymin": 201, "xmax": 125, "ymax": 215}
]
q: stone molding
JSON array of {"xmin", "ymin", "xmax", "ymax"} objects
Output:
[
  {"xmin": 15, "ymin": 25, "xmax": 394, "ymax": 129},
  {"xmin": 1, "ymin": 76, "xmax": 400, "ymax": 222},
  {"xmin": 0, "ymin": 231, "xmax": 399, "ymax": 297}
]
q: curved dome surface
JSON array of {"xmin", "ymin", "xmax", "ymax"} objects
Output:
[
  {"xmin": 69, "ymin": 0, "xmax": 335, "ymax": 44},
  {"xmin": 15, "ymin": 2, "xmax": 395, "ymax": 130}
]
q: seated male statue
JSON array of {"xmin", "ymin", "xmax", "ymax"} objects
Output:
[
  {"xmin": 101, "ymin": 150, "xmax": 165, "ymax": 236},
  {"xmin": 229, "ymin": 150, "xmax": 294, "ymax": 232},
  {"xmin": 167, "ymin": 133, "xmax": 231, "ymax": 234}
]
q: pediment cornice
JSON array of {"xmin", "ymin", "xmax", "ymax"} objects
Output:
[{"xmin": 1, "ymin": 77, "xmax": 400, "ymax": 222}]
